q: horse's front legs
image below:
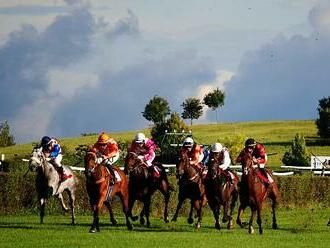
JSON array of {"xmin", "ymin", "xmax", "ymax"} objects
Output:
[
  {"xmin": 39, "ymin": 198, "xmax": 46, "ymax": 224},
  {"xmin": 187, "ymin": 201, "xmax": 194, "ymax": 224},
  {"xmin": 236, "ymin": 202, "xmax": 248, "ymax": 228},
  {"xmin": 104, "ymin": 201, "xmax": 117, "ymax": 226},
  {"xmin": 144, "ymin": 197, "xmax": 152, "ymax": 228},
  {"xmin": 159, "ymin": 180, "xmax": 170, "ymax": 223},
  {"xmin": 172, "ymin": 194, "xmax": 184, "ymax": 222},
  {"xmin": 194, "ymin": 199, "xmax": 203, "ymax": 230},
  {"xmin": 248, "ymin": 206, "xmax": 256, "ymax": 234},
  {"xmin": 57, "ymin": 193, "xmax": 69, "ymax": 212},
  {"xmin": 67, "ymin": 189, "xmax": 76, "ymax": 225},
  {"xmin": 90, "ymin": 204, "xmax": 100, "ymax": 233}
]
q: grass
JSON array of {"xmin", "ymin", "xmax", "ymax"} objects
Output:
[
  {"xmin": 1, "ymin": 208, "xmax": 330, "ymax": 248},
  {"xmin": 0, "ymin": 119, "xmax": 329, "ymax": 167}
]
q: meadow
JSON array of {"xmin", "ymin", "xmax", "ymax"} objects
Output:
[{"xmin": 1, "ymin": 208, "xmax": 329, "ymax": 248}]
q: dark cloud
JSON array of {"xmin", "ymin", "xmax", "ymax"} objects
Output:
[
  {"xmin": 50, "ymin": 50, "xmax": 216, "ymax": 137},
  {"xmin": 0, "ymin": 5, "xmax": 66, "ymax": 15},
  {"xmin": 221, "ymin": 29, "xmax": 330, "ymax": 122}
]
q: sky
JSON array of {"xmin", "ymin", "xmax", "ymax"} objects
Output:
[{"xmin": 0, "ymin": 0, "xmax": 329, "ymax": 143}]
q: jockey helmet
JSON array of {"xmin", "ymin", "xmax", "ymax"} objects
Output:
[
  {"xmin": 41, "ymin": 136, "xmax": 51, "ymax": 147},
  {"xmin": 135, "ymin": 132, "xmax": 145, "ymax": 143},
  {"xmin": 183, "ymin": 137, "xmax": 194, "ymax": 147},
  {"xmin": 245, "ymin": 138, "xmax": 256, "ymax": 148},
  {"xmin": 211, "ymin": 143, "xmax": 223, "ymax": 153},
  {"xmin": 97, "ymin": 132, "xmax": 110, "ymax": 145}
]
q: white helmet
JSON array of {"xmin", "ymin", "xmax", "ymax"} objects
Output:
[
  {"xmin": 135, "ymin": 132, "xmax": 145, "ymax": 143},
  {"xmin": 183, "ymin": 137, "xmax": 194, "ymax": 147},
  {"xmin": 211, "ymin": 143, "xmax": 223, "ymax": 153}
]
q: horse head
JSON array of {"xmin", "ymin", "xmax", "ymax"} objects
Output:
[
  {"xmin": 207, "ymin": 153, "xmax": 221, "ymax": 178},
  {"xmin": 84, "ymin": 151, "xmax": 103, "ymax": 178},
  {"xmin": 176, "ymin": 152, "xmax": 199, "ymax": 181},
  {"xmin": 29, "ymin": 148, "xmax": 45, "ymax": 172},
  {"xmin": 124, "ymin": 152, "xmax": 142, "ymax": 175},
  {"xmin": 240, "ymin": 150, "xmax": 254, "ymax": 175}
]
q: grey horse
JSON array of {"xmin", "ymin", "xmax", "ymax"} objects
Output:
[{"xmin": 29, "ymin": 148, "xmax": 77, "ymax": 224}]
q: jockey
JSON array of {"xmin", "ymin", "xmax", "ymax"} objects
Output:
[
  {"xmin": 92, "ymin": 132, "xmax": 119, "ymax": 185},
  {"xmin": 40, "ymin": 136, "xmax": 71, "ymax": 182},
  {"xmin": 129, "ymin": 132, "xmax": 160, "ymax": 177},
  {"xmin": 210, "ymin": 142, "xmax": 235, "ymax": 183},
  {"xmin": 236, "ymin": 138, "xmax": 271, "ymax": 184},
  {"xmin": 180, "ymin": 137, "xmax": 205, "ymax": 175}
]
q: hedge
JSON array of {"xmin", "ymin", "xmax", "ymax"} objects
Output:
[{"xmin": 0, "ymin": 172, "xmax": 329, "ymax": 216}]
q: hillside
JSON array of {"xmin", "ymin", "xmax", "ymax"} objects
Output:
[{"xmin": 0, "ymin": 120, "xmax": 329, "ymax": 167}]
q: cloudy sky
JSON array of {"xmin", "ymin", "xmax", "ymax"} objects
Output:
[{"xmin": 1, "ymin": 0, "xmax": 329, "ymax": 143}]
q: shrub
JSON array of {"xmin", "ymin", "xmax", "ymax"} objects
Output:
[
  {"xmin": 0, "ymin": 121, "xmax": 15, "ymax": 147},
  {"xmin": 282, "ymin": 134, "xmax": 310, "ymax": 167},
  {"xmin": 316, "ymin": 96, "xmax": 330, "ymax": 139}
]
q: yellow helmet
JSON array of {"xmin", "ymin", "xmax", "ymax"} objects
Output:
[{"xmin": 97, "ymin": 132, "xmax": 110, "ymax": 145}]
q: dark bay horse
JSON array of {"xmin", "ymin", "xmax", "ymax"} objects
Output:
[
  {"xmin": 84, "ymin": 152, "xmax": 132, "ymax": 232},
  {"xmin": 29, "ymin": 148, "xmax": 77, "ymax": 225},
  {"xmin": 124, "ymin": 152, "xmax": 171, "ymax": 227},
  {"xmin": 236, "ymin": 151, "xmax": 279, "ymax": 234},
  {"xmin": 205, "ymin": 155, "xmax": 239, "ymax": 230},
  {"xmin": 171, "ymin": 153, "xmax": 207, "ymax": 229}
]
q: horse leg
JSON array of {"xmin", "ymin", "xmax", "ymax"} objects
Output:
[
  {"xmin": 118, "ymin": 191, "xmax": 133, "ymax": 230},
  {"xmin": 227, "ymin": 188, "xmax": 238, "ymax": 229},
  {"xmin": 39, "ymin": 198, "xmax": 46, "ymax": 224},
  {"xmin": 236, "ymin": 202, "xmax": 248, "ymax": 228},
  {"xmin": 104, "ymin": 201, "xmax": 117, "ymax": 226},
  {"xmin": 328, "ymin": 218, "xmax": 330, "ymax": 226},
  {"xmin": 128, "ymin": 194, "xmax": 138, "ymax": 222},
  {"xmin": 209, "ymin": 200, "xmax": 220, "ymax": 230},
  {"xmin": 140, "ymin": 206, "xmax": 145, "ymax": 225},
  {"xmin": 159, "ymin": 179, "xmax": 170, "ymax": 223},
  {"xmin": 269, "ymin": 189, "xmax": 278, "ymax": 230},
  {"xmin": 67, "ymin": 189, "xmax": 76, "ymax": 225},
  {"xmin": 172, "ymin": 194, "xmax": 184, "ymax": 222},
  {"xmin": 194, "ymin": 199, "xmax": 203, "ymax": 230},
  {"xmin": 57, "ymin": 193, "xmax": 69, "ymax": 212},
  {"xmin": 144, "ymin": 197, "xmax": 152, "ymax": 228},
  {"xmin": 256, "ymin": 205, "xmax": 263, "ymax": 234},
  {"xmin": 187, "ymin": 200, "xmax": 194, "ymax": 224},
  {"xmin": 90, "ymin": 204, "xmax": 100, "ymax": 233},
  {"xmin": 248, "ymin": 206, "xmax": 256, "ymax": 234}
]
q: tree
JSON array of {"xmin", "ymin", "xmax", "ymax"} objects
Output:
[
  {"xmin": 0, "ymin": 121, "xmax": 15, "ymax": 147},
  {"xmin": 316, "ymin": 96, "xmax": 330, "ymax": 138},
  {"xmin": 282, "ymin": 134, "xmax": 310, "ymax": 167},
  {"xmin": 142, "ymin": 96, "xmax": 171, "ymax": 124},
  {"xmin": 203, "ymin": 88, "xmax": 225, "ymax": 123},
  {"xmin": 181, "ymin": 97, "xmax": 203, "ymax": 125}
]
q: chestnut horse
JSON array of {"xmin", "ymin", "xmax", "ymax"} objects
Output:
[
  {"xmin": 124, "ymin": 152, "xmax": 172, "ymax": 227},
  {"xmin": 84, "ymin": 152, "xmax": 132, "ymax": 232},
  {"xmin": 236, "ymin": 151, "xmax": 279, "ymax": 234},
  {"xmin": 171, "ymin": 153, "xmax": 207, "ymax": 229},
  {"xmin": 205, "ymin": 155, "xmax": 239, "ymax": 230}
]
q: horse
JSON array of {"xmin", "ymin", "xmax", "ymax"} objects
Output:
[
  {"xmin": 124, "ymin": 152, "xmax": 172, "ymax": 227},
  {"xmin": 236, "ymin": 151, "xmax": 279, "ymax": 234},
  {"xmin": 84, "ymin": 152, "xmax": 132, "ymax": 232},
  {"xmin": 171, "ymin": 153, "xmax": 207, "ymax": 229},
  {"xmin": 29, "ymin": 148, "xmax": 77, "ymax": 225},
  {"xmin": 205, "ymin": 154, "xmax": 239, "ymax": 230}
]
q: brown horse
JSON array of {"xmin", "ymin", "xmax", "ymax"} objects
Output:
[
  {"xmin": 124, "ymin": 152, "xmax": 172, "ymax": 227},
  {"xmin": 236, "ymin": 151, "xmax": 279, "ymax": 234},
  {"xmin": 84, "ymin": 152, "xmax": 132, "ymax": 233},
  {"xmin": 171, "ymin": 153, "xmax": 207, "ymax": 229},
  {"xmin": 205, "ymin": 154, "xmax": 239, "ymax": 230}
]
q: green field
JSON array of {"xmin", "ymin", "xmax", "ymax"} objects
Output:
[
  {"xmin": 1, "ymin": 208, "xmax": 329, "ymax": 248},
  {"xmin": 0, "ymin": 119, "xmax": 329, "ymax": 167}
]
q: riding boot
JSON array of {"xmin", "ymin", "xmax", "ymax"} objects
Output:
[
  {"xmin": 259, "ymin": 168, "xmax": 269, "ymax": 186},
  {"xmin": 106, "ymin": 164, "xmax": 116, "ymax": 185}
]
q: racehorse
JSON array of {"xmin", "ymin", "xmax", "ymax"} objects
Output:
[
  {"xmin": 84, "ymin": 152, "xmax": 132, "ymax": 232},
  {"xmin": 205, "ymin": 155, "xmax": 239, "ymax": 230},
  {"xmin": 236, "ymin": 151, "xmax": 279, "ymax": 234},
  {"xmin": 171, "ymin": 152, "xmax": 207, "ymax": 229},
  {"xmin": 29, "ymin": 148, "xmax": 77, "ymax": 224},
  {"xmin": 124, "ymin": 152, "xmax": 172, "ymax": 227}
]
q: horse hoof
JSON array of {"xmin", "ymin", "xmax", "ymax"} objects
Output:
[
  {"xmin": 227, "ymin": 221, "xmax": 234, "ymax": 230},
  {"xmin": 187, "ymin": 218, "xmax": 194, "ymax": 224},
  {"xmin": 140, "ymin": 218, "xmax": 145, "ymax": 226},
  {"xmin": 89, "ymin": 228, "xmax": 97, "ymax": 233},
  {"xmin": 222, "ymin": 217, "xmax": 228, "ymax": 223},
  {"xmin": 111, "ymin": 219, "xmax": 118, "ymax": 226},
  {"xmin": 146, "ymin": 222, "xmax": 150, "ymax": 228},
  {"xmin": 272, "ymin": 223, "xmax": 278, "ymax": 230},
  {"xmin": 215, "ymin": 222, "xmax": 221, "ymax": 230},
  {"xmin": 171, "ymin": 217, "xmax": 177, "ymax": 222},
  {"xmin": 249, "ymin": 227, "xmax": 254, "ymax": 234},
  {"xmin": 195, "ymin": 223, "xmax": 201, "ymax": 230},
  {"xmin": 127, "ymin": 224, "xmax": 133, "ymax": 230},
  {"xmin": 131, "ymin": 216, "xmax": 139, "ymax": 222},
  {"xmin": 164, "ymin": 218, "xmax": 169, "ymax": 223}
]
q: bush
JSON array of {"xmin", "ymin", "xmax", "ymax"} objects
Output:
[
  {"xmin": 282, "ymin": 134, "xmax": 310, "ymax": 167},
  {"xmin": 316, "ymin": 96, "xmax": 330, "ymax": 139},
  {"xmin": 0, "ymin": 121, "xmax": 15, "ymax": 147}
]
